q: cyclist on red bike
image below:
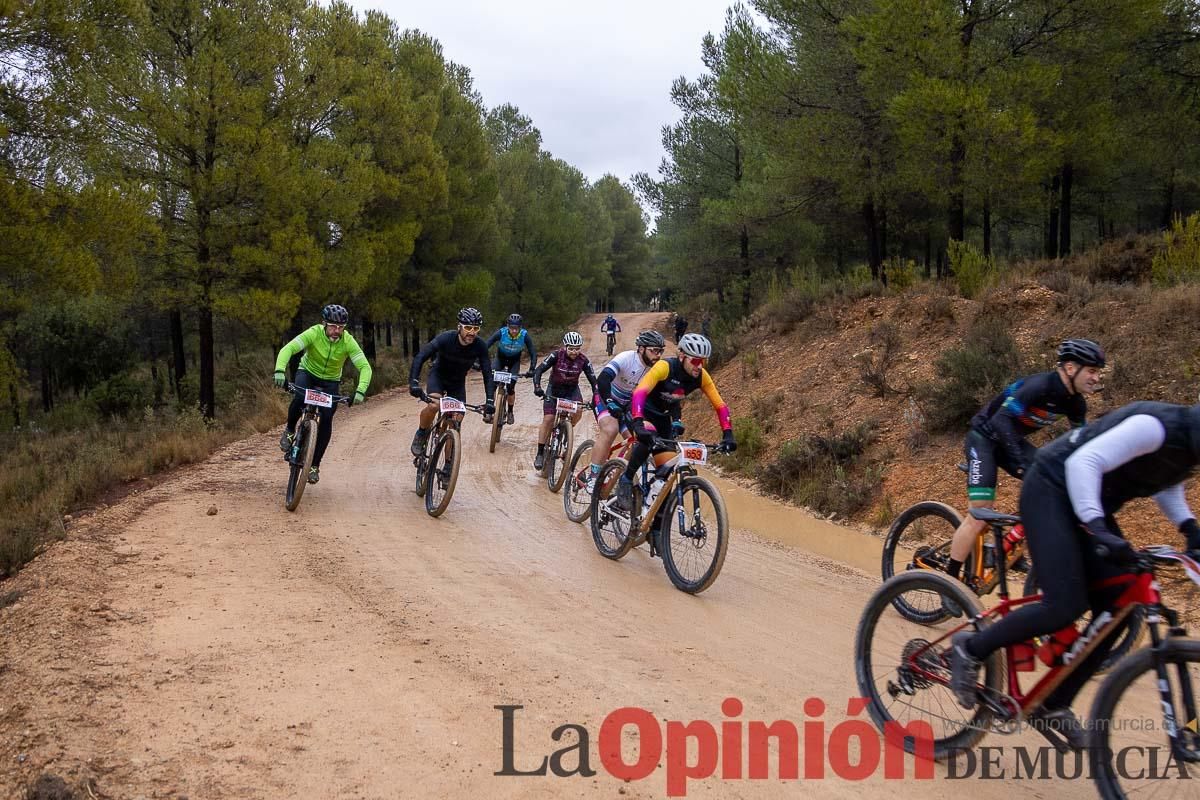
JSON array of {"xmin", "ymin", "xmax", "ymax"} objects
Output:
[
  {"xmin": 945, "ymin": 339, "xmax": 1105, "ymax": 586},
  {"xmin": 273, "ymin": 304, "xmax": 373, "ymax": 485},
  {"xmin": 612, "ymin": 333, "xmax": 736, "ymax": 512},
  {"xmin": 949, "ymin": 399, "xmax": 1200, "ymax": 747},
  {"xmin": 531, "ymin": 331, "xmax": 598, "ymax": 471},
  {"xmin": 582, "ymin": 330, "xmax": 666, "ymax": 492}
]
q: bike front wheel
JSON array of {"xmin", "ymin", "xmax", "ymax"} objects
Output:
[
  {"xmin": 659, "ymin": 475, "xmax": 728, "ymax": 594},
  {"xmin": 855, "ymin": 571, "xmax": 1001, "ymax": 760},
  {"xmin": 425, "ymin": 428, "xmax": 461, "ymax": 517},
  {"xmin": 590, "ymin": 459, "xmax": 637, "ymax": 560},
  {"xmin": 1089, "ymin": 637, "xmax": 1200, "ymax": 799},
  {"xmin": 489, "ymin": 387, "xmax": 504, "ymax": 453},
  {"xmin": 881, "ymin": 501, "xmax": 969, "ymax": 624},
  {"xmin": 563, "ymin": 440, "xmax": 595, "ymax": 523},
  {"xmin": 285, "ymin": 419, "xmax": 317, "ymax": 512},
  {"xmin": 545, "ymin": 419, "xmax": 573, "ymax": 493}
]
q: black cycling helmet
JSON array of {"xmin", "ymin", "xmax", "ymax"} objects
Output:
[
  {"xmin": 506, "ymin": 313, "xmax": 522, "ymax": 326},
  {"xmin": 322, "ymin": 304, "xmax": 349, "ymax": 325},
  {"xmin": 1057, "ymin": 338, "xmax": 1106, "ymax": 368},
  {"xmin": 458, "ymin": 307, "xmax": 484, "ymax": 326},
  {"xmin": 635, "ymin": 330, "xmax": 665, "ymax": 348}
]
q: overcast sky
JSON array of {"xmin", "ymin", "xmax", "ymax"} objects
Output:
[{"xmin": 357, "ymin": 0, "xmax": 738, "ymax": 188}]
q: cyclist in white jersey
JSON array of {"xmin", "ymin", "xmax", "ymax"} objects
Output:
[{"xmin": 583, "ymin": 330, "xmax": 666, "ymax": 489}]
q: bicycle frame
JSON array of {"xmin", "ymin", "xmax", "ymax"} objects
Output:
[
  {"xmin": 630, "ymin": 439, "xmax": 717, "ymax": 538},
  {"xmin": 906, "ymin": 521, "xmax": 1190, "ymax": 727}
]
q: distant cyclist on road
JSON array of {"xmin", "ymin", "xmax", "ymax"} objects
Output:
[
  {"xmin": 601, "ymin": 314, "xmax": 621, "ymax": 355},
  {"xmin": 944, "ymin": 339, "xmax": 1105, "ymax": 588},
  {"xmin": 485, "ymin": 313, "xmax": 537, "ymax": 426},
  {"xmin": 673, "ymin": 315, "xmax": 688, "ymax": 345},
  {"xmin": 532, "ymin": 331, "xmax": 598, "ymax": 471},
  {"xmin": 582, "ymin": 330, "xmax": 666, "ymax": 492},
  {"xmin": 408, "ymin": 307, "xmax": 495, "ymax": 457},
  {"xmin": 273, "ymin": 304, "xmax": 373, "ymax": 485},
  {"xmin": 613, "ymin": 333, "xmax": 736, "ymax": 512}
]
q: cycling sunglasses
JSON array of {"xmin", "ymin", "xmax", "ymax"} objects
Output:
[
  {"xmin": 460, "ymin": 325, "xmax": 481, "ymax": 334},
  {"xmin": 684, "ymin": 356, "xmax": 707, "ymax": 368},
  {"xmin": 565, "ymin": 346, "xmax": 583, "ymax": 354},
  {"xmin": 644, "ymin": 346, "xmax": 664, "ymax": 356}
]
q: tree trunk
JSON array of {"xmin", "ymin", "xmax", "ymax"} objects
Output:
[
  {"xmin": 385, "ymin": 322, "xmax": 392, "ymax": 348},
  {"xmin": 1059, "ymin": 162, "xmax": 1073, "ymax": 256},
  {"xmin": 170, "ymin": 308, "xmax": 186, "ymax": 402},
  {"xmin": 924, "ymin": 227, "xmax": 933, "ymax": 278},
  {"xmin": 1046, "ymin": 174, "xmax": 1061, "ymax": 258},
  {"xmin": 947, "ymin": 131, "xmax": 966, "ymax": 247},
  {"xmin": 10, "ymin": 380, "xmax": 20, "ymax": 428},
  {"xmin": 41, "ymin": 360, "xmax": 53, "ymax": 412},
  {"xmin": 863, "ymin": 200, "xmax": 882, "ymax": 281},
  {"xmin": 983, "ymin": 193, "xmax": 992, "ymax": 257},
  {"xmin": 1162, "ymin": 167, "xmax": 1176, "ymax": 229},
  {"xmin": 362, "ymin": 314, "xmax": 377, "ymax": 360},
  {"xmin": 198, "ymin": 303, "xmax": 215, "ymax": 420}
]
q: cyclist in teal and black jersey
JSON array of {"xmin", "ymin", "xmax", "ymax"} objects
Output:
[
  {"xmin": 486, "ymin": 313, "xmax": 537, "ymax": 426},
  {"xmin": 945, "ymin": 339, "xmax": 1105, "ymax": 587},
  {"xmin": 273, "ymin": 304, "xmax": 373, "ymax": 485}
]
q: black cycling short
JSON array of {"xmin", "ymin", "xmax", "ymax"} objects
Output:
[
  {"xmin": 495, "ymin": 353, "xmax": 522, "ymax": 396},
  {"xmin": 964, "ymin": 427, "xmax": 1036, "ymax": 502},
  {"xmin": 426, "ymin": 369, "xmax": 466, "ymax": 402}
]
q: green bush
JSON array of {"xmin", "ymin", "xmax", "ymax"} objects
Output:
[
  {"xmin": 758, "ymin": 421, "xmax": 881, "ymax": 517},
  {"xmin": 89, "ymin": 371, "xmax": 154, "ymax": 418},
  {"xmin": 1152, "ymin": 213, "xmax": 1200, "ymax": 285},
  {"xmin": 918, "ymin": 315, "xmax": 1022, "ymax": 432},
  {"xmin": 885, "ymin": 257, "xmax": 918, "ymax": 291},
  {"xmin": 949, "ymin": 240, "xmax": 994, "ymax": 299}
]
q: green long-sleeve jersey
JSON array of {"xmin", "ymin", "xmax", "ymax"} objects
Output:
[{"xmin": 274, "ymin": 325, "xmax": 372, "ymax": 395}]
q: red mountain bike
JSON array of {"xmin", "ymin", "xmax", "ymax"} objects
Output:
[{"xmin": 856, "ymin": 507, "xmax": 1200, "ymax": 798}]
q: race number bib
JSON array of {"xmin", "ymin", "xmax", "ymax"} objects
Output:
[
  {"xmin": 678, "ymin": 442, "xmax": 708, "ymax": 465},
  {"xmin": 304, "ymin": 389, "xmax": 334, "ymax": 408},
  {"xmin": 440, "ymin": 397, "xmax": 466, "ymax": 414},
  {"xmin": 556, "ymin": 399, "xmax": 580, "ymax": 413},
  {"xmin": 493, "ymin": 371, "xmax": 513, "ymax": 384}
]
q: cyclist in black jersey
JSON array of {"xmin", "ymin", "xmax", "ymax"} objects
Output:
[
  {"xmin": 949, "ymin": 399, "xmax": 1200, "ymax": 747},
  {"xmin": 408, "ymin": 307, "xmax": 495, "ymax": 456},
  {"xmin": 945, "ymin": 339, "xmax": 1105, "ymax": 587}
]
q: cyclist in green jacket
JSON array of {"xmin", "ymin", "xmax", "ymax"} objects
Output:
[{"xmin": 273, "ymin": 304, "xmax": 373, "ymax": 484}]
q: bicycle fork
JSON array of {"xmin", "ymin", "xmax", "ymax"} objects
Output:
[{"xmin": 1148, "ymin": 622, "xmax": 1200, "ymax": 763}]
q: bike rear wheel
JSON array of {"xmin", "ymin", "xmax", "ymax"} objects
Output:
[
  {"xmin": 659, "ymin": 475, "xmax": 728, "ymax": 594},
  {"xmin": 590, "ymin": 459, "xmax": 637, "ymax": 560},
  {"xmin": 563, "ymin": 440, "xmax": 595, "ymax": 523},
  {"xmin": 545, "ymin": 419, "xmax": 573, "ymax": 493},
  {"xmin": 855, "ymin": 571, "xmax": 1002, "ymax": 760},
  {"xmin": 1089, "ymin": 638, "xmax": 1200, "ymax": 799},
  {"xmin": 425, "ymin": 428, "xmax": 461, "ymax": 517},
  {"xmin": 881, "ymin": 501, "xmax": 970, "ymax": 624},
  {"xmin": 285, "ymin": 419, "xmax": 317, "ymax": 512}
]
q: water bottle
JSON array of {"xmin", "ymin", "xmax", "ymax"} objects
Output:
[
  {"xmin": 644, "ymin": 478, "xmax": 665, "ymax": 509},
  {"xmin": 982, "ymin": 541, "xmax": 997, "ymax": 569},
  {"xmin": 1003, "ymin": 523, "xmax": 1026, "ymax": 554}
]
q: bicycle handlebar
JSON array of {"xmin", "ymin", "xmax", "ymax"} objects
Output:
[
  {"xmin": 284, "ymin": 381, "xmax": 353, "ymax": 405},
  {"xmin": 416, "ymin": 392, "xmax": 487, "ymax": 413}
]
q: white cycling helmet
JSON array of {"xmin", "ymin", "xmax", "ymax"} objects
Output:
[
  {"xmin": 563, "ymin": 331, "xmax": 584, "ymax": 347},
  {"xmin": 678, "ymin": 333, "xmax": 712, "ymax": 359}
]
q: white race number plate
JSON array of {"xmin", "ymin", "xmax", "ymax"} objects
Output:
[
  {"xmin": 678, "ymin": 442, "xmax": 708, "ymax": 465},
  {"xmin": 440, "ymin": 397, "xmax": 466, "ymax": 414},
  {"xmin": 304, "ymin": 389, "xmax": 333, "ymax": 408}
]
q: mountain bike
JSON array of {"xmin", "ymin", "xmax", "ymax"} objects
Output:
[
  {"xmin": 488, "ymin": 370, "xmax": 524, "ymax": 453},
  {"xmin": 541, "ymin": 393, "xmax": 581, "ymax": 493},
  {"xmin": 281, "ymin": 382, "xmax": 351, "ymax": 512},
  {"xmin": 590, "ymin": 437, "xmax": 732, "ymax": 594},
  {"xmin": 883, "ymin": 499, "xmax": 1144, "ymax": 667},
  {"xmin": 855, "ymin": 507, "xmax": 1200, "ymax": 799},
  {"xmin": 413, "ymin": 392, "xmax": 486, "ymax": 517},
  {"xmin": 562, "ymin": 416, "xmax": 637, "ymax": 524},
  {"xmin": 605, "ymin": 331, "xmax": 616, "ymax": 356}
]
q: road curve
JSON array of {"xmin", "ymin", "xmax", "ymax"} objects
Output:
[{"xmin": 0, "ymin": 313, "xmax": 1095, "ymax": 799}]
